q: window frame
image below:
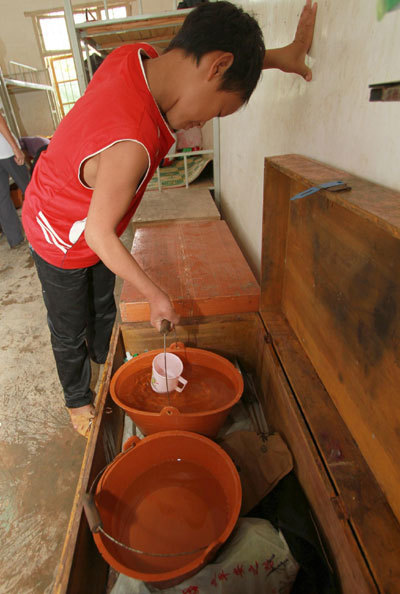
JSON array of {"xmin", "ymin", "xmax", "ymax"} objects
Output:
[{"xmin": 26, "ymin": 2, "xmax": 132, "ymax": 113}]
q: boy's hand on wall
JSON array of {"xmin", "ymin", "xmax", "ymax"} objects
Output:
[
  {"xmin": 263, "ymin": 0, "xmax": 317, "ymax": 81},
  {"xmin": 291, "ymin": 0, "xmax": 318, "ymax": 81}
]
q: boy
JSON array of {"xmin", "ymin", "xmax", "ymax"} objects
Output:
[{"xmin": 22, "ymin": 0, "xmax": 317, "ymax": 436}]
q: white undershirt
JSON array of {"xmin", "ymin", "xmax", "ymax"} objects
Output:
[{"xmin": 0, "ymin": 132, "xmax": 17, "ymax": 159}]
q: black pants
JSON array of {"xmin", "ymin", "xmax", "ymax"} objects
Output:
[{"xmin": 32, "ymin": 250, "xmax": 116, "ymax": 408}]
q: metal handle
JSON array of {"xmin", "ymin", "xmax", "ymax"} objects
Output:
[
  {"xmin": 290, "ymin": 180, "xmax": 350, "ymax": 201},
  {"xmin": 83, "ymin": 437, "xmax": 140, "ymax": 531},
  {"xmin": 83, "ymin": 492, "xmax": 103, "ymax": 533}
]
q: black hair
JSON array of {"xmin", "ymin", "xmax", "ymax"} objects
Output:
[{"xmin": 166, "ymin": 1, "xmax": 265, "ymax": 102}]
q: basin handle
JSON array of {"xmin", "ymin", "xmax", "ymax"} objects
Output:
[
  {"xmin": 169, "ymin": 341, "xmax": 186, "ymax": 351},
  {"xmin": 122, "ymin": 435, "xmax": 141, "ymax": 451},
  {"xmin": 160, "ymin": 406, "xmax": 180, "ymax": 416}
]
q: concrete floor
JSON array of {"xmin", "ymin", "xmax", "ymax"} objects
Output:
[{"xmin": 0, "ymin": 214, "xmax": 132, "ymax": 594}]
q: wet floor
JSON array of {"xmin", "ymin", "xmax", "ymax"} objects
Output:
[{"xmin": 0, "ymin": 215, "xmax": 132, "ymax": 593}]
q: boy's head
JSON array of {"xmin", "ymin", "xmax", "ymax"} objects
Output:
[{"xmin": 166, "ymin": 1, "xmax": 265, "ymax": 103}]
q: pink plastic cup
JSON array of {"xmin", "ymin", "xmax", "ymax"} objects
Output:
[{"xmin": 151, "ymin": 353, "xmax": 188, "ymax": 393}]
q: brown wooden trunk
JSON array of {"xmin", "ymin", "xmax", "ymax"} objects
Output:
[{"xmin": 54, "ymin": 155, "xmax": 400, "ymax": 594}]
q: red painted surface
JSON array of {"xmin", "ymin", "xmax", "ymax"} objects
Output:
[{"xmin": 120, "ymin": 221, "xmax": 260, "ymax": 321}]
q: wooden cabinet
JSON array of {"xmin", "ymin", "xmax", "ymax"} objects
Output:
[{"xmin": 54, "ymin": 155, "xmax": 400, "ymax": 594}]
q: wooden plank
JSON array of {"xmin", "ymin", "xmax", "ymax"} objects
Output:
[
  {"xmin": 283, "ymin": 192, "xmax": 400, "ymax": 524},
  {"xmin": 92, "ymin": 27, "xmax": 180, "ymax": 48},
  {"xmin": 95, "ymin": 34, "xmax": 174, "ymax": 51},
  {"xmin": 85, "ymin": 15, "xmax": 185, "ymax": 35},
  {"xmin": 53, "ymin": 324, "xmax": 126, "ymax": 594},
  {"xmin": 267, "ymin": 154, "xmax": 400, "ymax": 238},
  {"xmin": 262, "ymin": 312, "xmax": 400, "ymax": 593},
  {"xmin": 132, "ymin": 187, "xmax": 220, "ymax": 232},
  {"xmin": 257, "ymin": 331, "xmax": 377, "ymax": 593},
  {"xmin": 261, "ymin": 162, "xmax": 295, "ymax": 310},
  {"xmin": 121, "ymin": 312, "xmax": 261, "ymax": 372},
  {"xmin": 119, "ymin": 221, "xmax": 260, "ymax": 322}
]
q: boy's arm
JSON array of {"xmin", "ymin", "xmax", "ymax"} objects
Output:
[
  {"xmin": 84, "ymin": 141, "xmax": 179, "ymax": 331},
  {"xmin": 263, "ymin": 0, "xmax": 317, "ymax": 81},
  {"xmin": 0, "ymin": 113, "xmax": 25, "ymax": 165}
]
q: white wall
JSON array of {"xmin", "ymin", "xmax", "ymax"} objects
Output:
[
  {"xmin": 220, "ymin": 0, "xmax": 400, "ymax": 280},
  {"xmin": 0, "ymin": 0, "xmax": 64, "ymax": 135}
]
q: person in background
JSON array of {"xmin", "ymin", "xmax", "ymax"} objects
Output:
[
  {"xmin": 22, "ymin": 0, "xmax": 317, "ymax": 437},
  {"xmin": 30, "ymin": 144, "xmax": 49, "ymax": 174},
  {"xmin": 19, "ymin": 135, "xmax": 50, "ymax": 172},
  {"xmin": 0, "ymin": 112, "xmax": 30, "ymax": 248}
]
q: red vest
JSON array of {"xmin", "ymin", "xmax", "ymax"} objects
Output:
[{"xmin": 22, "ymin": 43, "xmax": 174, "ymax": 268}]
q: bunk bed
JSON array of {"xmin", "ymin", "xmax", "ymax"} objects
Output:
[
  {"xmin": 0, "ymin": 61, "xmax": 62, "ymax": 138},
  {"xmin": 63, "ymin": 0, "xmax": 220, "ymax": 204}
]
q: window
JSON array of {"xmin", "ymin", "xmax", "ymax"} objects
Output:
[
  {"xmin": 39, "ymin": 13, "xmax": 71, "ymax": 52},
  {"xmin": 101, "ymin": 6, "xmax": 128, "ymax": 19},
  {"xmin": 28, "ymin": 3, "xmax": 129, "ymax": 115},
  {"xmin": 49, "ymin": 56, "xmax": 80, "ymax": 116}
]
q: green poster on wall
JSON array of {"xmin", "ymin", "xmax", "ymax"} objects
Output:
[{"xmin": 377, "ymin": 0, "xmax": 400, "ymax": 19}]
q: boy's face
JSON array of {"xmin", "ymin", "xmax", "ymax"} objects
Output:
[
  {"xmin": 163, "ymin": 52, "xmax": 245, "ymax": 131},
  {"xmin": 165, "ymin": 88, "xmax": 244, "ymax": 131}
]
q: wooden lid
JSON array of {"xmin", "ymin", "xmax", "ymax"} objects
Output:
[
  {"xmin": 261, "ymin": 154, "xmax": 400, "ymax": 593},
  {"xmin": 120, "ymin": 220, "xmax": 260, "ymax": 322}
]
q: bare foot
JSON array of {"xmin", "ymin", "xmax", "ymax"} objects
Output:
[{"xmin": 68, "ymin": 404, "xmax": 96, "ymax": 438}]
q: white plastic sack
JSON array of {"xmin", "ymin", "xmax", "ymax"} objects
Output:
[{"xmin": 110, "ymin": 517, "xmax": 299, "ymax": 594}]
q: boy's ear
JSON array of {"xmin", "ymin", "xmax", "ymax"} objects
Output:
[{"xmin": 207, "ymin": 52, "xmax": 234, "ymax": 82}]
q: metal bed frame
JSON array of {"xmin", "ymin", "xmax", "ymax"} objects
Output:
[
  {"xmin": 0, "ymin": 61, "xmax": 62, "ymax": 137},
  {"xmin": 63, "ymin": 0, "xmax": 220, "ymax": 205}
]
